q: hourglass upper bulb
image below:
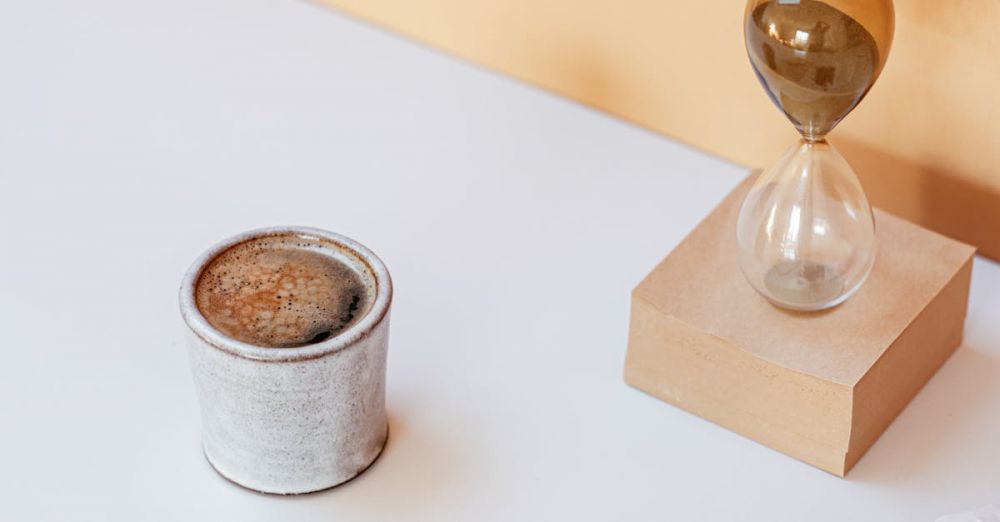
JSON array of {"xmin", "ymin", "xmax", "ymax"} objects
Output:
[{"xmin": 744, "ymin": 0, "xmax": 894, "ymax": 140}]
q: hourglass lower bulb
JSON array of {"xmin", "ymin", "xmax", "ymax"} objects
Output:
[{"xmin": 736, "ymin": 140, "xmax": 875, "ymax": 311}]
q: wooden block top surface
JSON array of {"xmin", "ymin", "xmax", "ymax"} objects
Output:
[{"xmin": 634, "ymin": 175, "xmax": 976, "ymax": 386}]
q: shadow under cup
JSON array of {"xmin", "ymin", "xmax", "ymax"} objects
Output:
[{"xmin": 179, "ymin": 226, "xmax": 392, "ymax": 495}]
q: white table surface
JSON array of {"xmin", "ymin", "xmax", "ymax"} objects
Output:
[{"xmin": 3, "ymin": 1, "xmax": 999, "ymax": 520}]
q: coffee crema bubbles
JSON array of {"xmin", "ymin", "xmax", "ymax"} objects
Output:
[{"xmin": 194, "ymin": 234, "xmax": 375, "ymax": 348}]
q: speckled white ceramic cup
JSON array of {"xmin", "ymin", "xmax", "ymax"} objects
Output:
[{"xmin": 179, "ymin": 226, "xmax": 391, "ymax": 495}]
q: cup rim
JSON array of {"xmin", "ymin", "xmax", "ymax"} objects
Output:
[{"xmin": 179, "ymin": 226, "xmax": 392, "ymax": 362}]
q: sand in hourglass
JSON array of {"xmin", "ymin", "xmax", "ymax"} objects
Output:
[
  {"xmin": 763, "ymin": 259, "xmax": 844, "ymax": 309},
  {"xmin": 746, "ymin": 0, "xmax": 882, "ymax": 139}
]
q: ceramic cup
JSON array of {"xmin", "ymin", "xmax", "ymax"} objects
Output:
[{"xmin": 179, "ymin": 226, "xmax": 392, "ymax": 494}]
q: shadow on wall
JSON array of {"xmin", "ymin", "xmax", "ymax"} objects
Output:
[{"xmin": 837, "ymin": 137, "xmax": 1000, "ymax": 259}]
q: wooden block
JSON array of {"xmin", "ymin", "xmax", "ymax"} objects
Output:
[{"xmin": 624, "ymin": 174, "xmax": 975, "ymax": 477}]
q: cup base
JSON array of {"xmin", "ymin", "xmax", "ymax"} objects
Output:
[{"xmin": 201, "ymin": 422, "xmax": 389, "ymax": 495}]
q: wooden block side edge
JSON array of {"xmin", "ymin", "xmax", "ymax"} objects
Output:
[
  {"xmin": 846, "ymin": 254, "xmax": 975, "ymax": 473},
  {"xmin": 624, "ymin": 293, "xmax": 852, "ymax": 476}
]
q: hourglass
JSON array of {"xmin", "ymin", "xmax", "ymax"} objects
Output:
[{"xmin": 738, "ymin": 0, "xmax": 894, "ymax": 311}]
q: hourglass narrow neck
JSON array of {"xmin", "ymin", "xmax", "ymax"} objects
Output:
[{"xmin": 802, "ymin": 133, "xmax": 827, "ymax": 144}]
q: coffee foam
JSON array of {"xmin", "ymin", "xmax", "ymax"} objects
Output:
[{"xmin": 195, "ymin": 234, "xmax": 375, "ymax": 348}]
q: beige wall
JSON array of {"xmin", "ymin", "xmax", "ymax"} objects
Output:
[{"xmin": 316, "ymin": 0, "xmax": 1000, "ymax": 259}]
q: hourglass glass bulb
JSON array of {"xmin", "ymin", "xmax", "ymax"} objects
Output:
[
  {"xmin": 745, "ymin": 0, "xmax": 894, "ymax": 139},
  {"xmin": 736, "ymin": 140, "xmax": 875, "ymax": 311}
]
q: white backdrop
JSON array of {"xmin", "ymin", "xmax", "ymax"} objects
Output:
[{"xmin": 2, "ymin": 1, "xmax": 998, "ymax": 520}]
